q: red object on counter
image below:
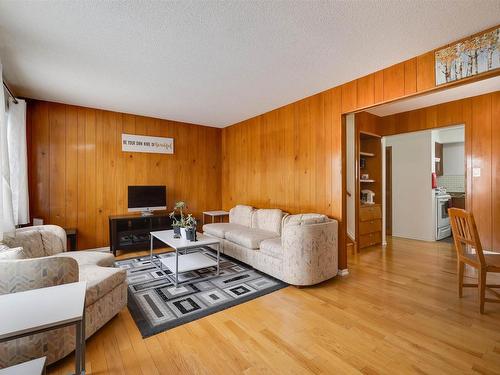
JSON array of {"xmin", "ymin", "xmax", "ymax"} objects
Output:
[{"xmin": 431, "ymin": 172, "xmax": 437, "ymax": 189}]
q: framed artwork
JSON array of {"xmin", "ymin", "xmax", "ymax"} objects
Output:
[{"xmin": 435, "ymin": 27, "xmax": 499, "ymax": 85}]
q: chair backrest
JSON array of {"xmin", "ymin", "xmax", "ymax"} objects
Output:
[{"xmin": 449, "ymin": 208, "xmax": 486, "ymax": 267}]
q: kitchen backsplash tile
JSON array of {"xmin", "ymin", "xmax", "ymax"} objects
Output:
[{"xmin": 438, "ymin": 175, "xmax": 465, "ymax": 192}]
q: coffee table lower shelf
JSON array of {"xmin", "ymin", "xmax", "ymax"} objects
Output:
[
  {"xmin": 160, "ymin": 253, "xmax": 218, "ymax": 274},
  {"xmin": 150, "ymin": 229, "xmax": 221, "ymax": 287}
]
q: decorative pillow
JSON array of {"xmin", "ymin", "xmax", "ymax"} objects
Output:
[
  {"xmin": 2, "ymin": 231, "xmax": 45, "ymax": 258},
  {"xmin": 0, "ymin": 247, "xmax": 26, "ymax": 260},
  {"xmin": 0, "ymin": 244, "xmax": 11, "ymax": 252}
]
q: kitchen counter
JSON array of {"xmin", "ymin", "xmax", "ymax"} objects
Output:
[{"xmin": 449, "ymin": 192, "xmax": 465, "ymax": 209}]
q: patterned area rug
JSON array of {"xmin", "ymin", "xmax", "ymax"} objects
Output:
[{"xmin": 116, "ymin": 247, "xmax": 287, "ymax": 338}]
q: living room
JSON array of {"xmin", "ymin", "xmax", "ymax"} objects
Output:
[{"xmin": 1, "ymin": 2, "xmax": 500, "ymax": 374}]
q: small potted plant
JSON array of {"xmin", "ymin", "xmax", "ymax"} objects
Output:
[
  {"xmin": 169, "ymin": 201, "xmax": 197, "ymax": 240},
  {"xmin": 169, "ymin": 201, "xmax": 186, "ymax": 238},
  {"xmin": 184, "ymin": 214, "xmax": 197, "ymax": 241}
]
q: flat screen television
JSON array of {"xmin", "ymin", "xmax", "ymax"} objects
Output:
[{"xmin": 128, "ymin": 186, "xmax": 167, "ymax": 215}]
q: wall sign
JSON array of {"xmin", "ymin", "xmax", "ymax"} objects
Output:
[{"xmin": 121, "ymin": 133, "xmax": 174, "ymax": 154}]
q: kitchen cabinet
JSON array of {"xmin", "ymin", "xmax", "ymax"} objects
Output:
[{"xmin": 451, "ymin": 196, "xmax": 465, "ymax": 209}]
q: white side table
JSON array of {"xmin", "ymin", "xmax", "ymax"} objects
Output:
[
  {"xmin": 202, "ymin": 210, "xmax": 229, "ymax": 225},
  {"xmin": 0, "ymin": 282, "xmax": 87, "ymax": 375},
  {"xmin": 0, "ymin": 357, "xmax": 46, "ymax": 375}
]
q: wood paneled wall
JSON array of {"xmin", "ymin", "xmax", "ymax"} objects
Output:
[
  {"xmin": 28, "ymin": 100, "xmax": 222, "ymax": 250},
  {"xmin": 222, "ymin": 25, "xmax": 500, "ymax": 269},
  {"xmin": 367, "ymin": 92, "xmax": 499, "ymax": 251},
  {"xmin": 222, "ymin": 88, "xmax": 342, "ymax": 219}
]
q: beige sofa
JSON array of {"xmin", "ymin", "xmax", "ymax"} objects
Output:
[
  {"xmin": 203, "ymin": 205, "xmax": 338, "ymax": 286},
  {"xmin": 0, "ymin": 225, "xmax": 127, "ymax": 368}
]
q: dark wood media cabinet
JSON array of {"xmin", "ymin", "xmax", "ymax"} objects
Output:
[{"xmin": 109, "ymin": 212, "xmax": 175, "ymax": 256}]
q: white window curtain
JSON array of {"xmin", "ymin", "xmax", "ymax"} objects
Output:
[
  {"xmin": 0, "ymin": 62, "xmax": 15, "ymax": 235},
  {"xmin": 7, "ymin": 97, "xmax": 29, "ymax": 225}
]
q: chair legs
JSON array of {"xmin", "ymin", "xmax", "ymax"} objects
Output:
[
  {"xmin": 479, "ymin": 269, "xmax": 486, "ymax": 314},
  {"xmin": 458, "ymin": 261, "xmax": 464, "ymax": 298},
  {"xmin": 459, "ymin": 265, "xmax": 500, "ymax": 313}
]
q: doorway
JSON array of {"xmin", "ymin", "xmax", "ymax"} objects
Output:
[
  {"xmin": 383, "ymin": 125, "xmax": 465, "ymax": 243},
  {"xmin": 344, "ymin": 75, "xmax": 498, "ymax": 264}
]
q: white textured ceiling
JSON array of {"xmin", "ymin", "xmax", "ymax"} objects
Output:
[{"xmin": 0, "ymin": 1, "xmax": 499, "ymax": 128}]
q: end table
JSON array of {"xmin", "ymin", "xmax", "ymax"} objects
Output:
[{"xmin": 202, "ymin": 210, "xmax": 229, "ymax": 225}]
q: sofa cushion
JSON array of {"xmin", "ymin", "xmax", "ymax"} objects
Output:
[
  {"xmin": 203, "ymin": 223, "xmax": 248, "ymax": 239},
  {"xmin": 229, "ymin": 205, "xmax": 254, "ymax": 227},
  {"xmin": 284, "ymin": 213, "xmax": 328, "ymax": 226},
  {"xmin": 55, "ymin": 251, "xmax": 115, "ymax": 267},
  {"xmin": 2, "ymin": 231, "xmax": 46, "ymax": 258},
  {"xmin": 225, "ymin": 228, "xmax": 279, "ymax": 250},
  {"xmin": 260, "ymin": 238, "xmax": 283, "ymax": 259},
  {"xmin": 79, "ymin": 265, "xmax": 126, "ymax": 306},
  {"xmin": 0, "ymin": 247, "xmax": 26, "ymax": 260},
  {"xmin": 251, "ymin": 209, "xmax": 283, "ymax": 235}
]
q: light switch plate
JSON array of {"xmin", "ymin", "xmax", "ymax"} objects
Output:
[{"xmin": 473, "ymin": 167, "xmax": 481, "ymax": 177}]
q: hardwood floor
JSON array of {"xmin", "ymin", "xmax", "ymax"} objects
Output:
[{"xmin": 48, "ymin": 237, "xmax": 500, "ymax": 374}]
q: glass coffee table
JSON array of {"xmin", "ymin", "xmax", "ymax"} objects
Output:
[{"xmin": 149, "ymin": 229, "xmax": 221, "ymax": 287}]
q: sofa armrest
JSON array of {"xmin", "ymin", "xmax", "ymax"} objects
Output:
[
  {"xmin": 281, "ymin": 219, "xmax": 338, "ymax": 285},
  {"xmin": 10, "ymin": 225, "xmax": 67, "ymax": 256},
  {"xmin": 0, "ymin": 256, "xmax": 78, "ymax": 295},
  {"xmin": 38, "ymin": 225, "xmax": 68, "ymax": 253}
]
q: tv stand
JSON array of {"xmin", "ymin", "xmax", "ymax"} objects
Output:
[{"xmin": 109, "ymin": 212, "xmax": 175, "ymax": 256}]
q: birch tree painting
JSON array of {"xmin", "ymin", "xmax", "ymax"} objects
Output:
[{"xmin": 435, "ymin": 27, "xmax": 499, "ymax": 85}]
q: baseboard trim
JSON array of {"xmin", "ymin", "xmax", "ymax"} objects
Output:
[{"xmin": 338, "ymin": 269, "xmax": 349, "ymax": 276}]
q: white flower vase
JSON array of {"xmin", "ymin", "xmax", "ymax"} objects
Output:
[{"xmin": 180, "ymin": 227, "xmax": 187, "ymax": 239}]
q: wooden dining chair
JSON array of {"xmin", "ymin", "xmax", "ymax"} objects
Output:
[{"xmin": 449, "ymin": 208, "xmax": 500, "ymax": 313}]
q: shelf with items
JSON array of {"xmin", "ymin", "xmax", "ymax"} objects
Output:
[{"xmin": 356, "ymin": 125, "xmax": 382, "ymax": 250}]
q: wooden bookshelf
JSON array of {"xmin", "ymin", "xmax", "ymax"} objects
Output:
[{"xmin": 356, "ymin": 128, "xmax": 382, "ymax": 250}]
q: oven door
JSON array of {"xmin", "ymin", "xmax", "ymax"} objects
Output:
[{"xmin": 437, "ymin": 198, "xmax": 450, "ymax": 228}]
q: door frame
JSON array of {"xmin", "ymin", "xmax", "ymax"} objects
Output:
[{"xmin": 385, "ymin": 146, "xmax": 392, "ymax": 236}]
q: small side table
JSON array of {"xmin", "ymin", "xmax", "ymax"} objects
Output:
[
  {"xmin": 64, "ymin": 228, "xmax": 77, "ymax": 251},
  {"xmin": 0, "ymin": 357, "xmax": 46, "ymax": 375},
  {"xmin": 202, "ymin": 210, "xmax": 229, "ymax": 225},
  {"xmin": 0, "ymin": 282, "xmax": 87, "ymax": 375}
]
